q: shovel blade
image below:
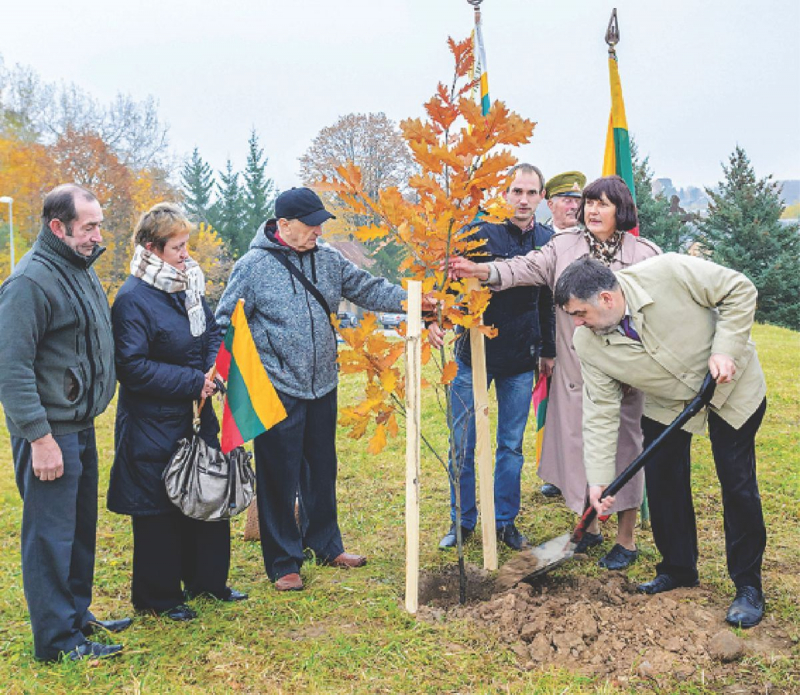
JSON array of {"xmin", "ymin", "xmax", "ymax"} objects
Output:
[{"xmin": 495, "ymin": 533, "xmax": 576, "ymax": 591}]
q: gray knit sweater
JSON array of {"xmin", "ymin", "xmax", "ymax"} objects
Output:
[{"xmin": 215, "ymin": 222, "xmax": 406, "ymax": 400}]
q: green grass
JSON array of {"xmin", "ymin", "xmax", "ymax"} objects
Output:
[{"xmin": 0, "ymin": 323, "xmax": 798, "ymax": 693}]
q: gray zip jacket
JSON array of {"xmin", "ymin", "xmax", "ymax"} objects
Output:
[
  {"xmin": 215, "ymin": 222, "xmax": 406, "ymax": 400},
  {"xmin": 0, "ymin": 229, "xmax": 115, "ymax": 441}
]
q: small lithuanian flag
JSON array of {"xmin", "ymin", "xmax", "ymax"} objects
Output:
[
  {"xmin": 532, "ymin": 373, "xmax": 549, "ymax": 467},
  {"xmin": 216, "ymin": 299, "xmax": 287, "ymax": 453}
]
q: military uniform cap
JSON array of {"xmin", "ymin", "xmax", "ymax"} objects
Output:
[{"xmin": 545, "ymin": 171, "xmax": 587, "ymax": 199}]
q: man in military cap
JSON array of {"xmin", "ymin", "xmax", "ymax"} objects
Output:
[
  {"xmin": 545, "ymin": 170, "xmax": 587, "ymax": 234},
  {"xmin": 538, "ymin": 171, "xmax": 587, "ymax": 498}
]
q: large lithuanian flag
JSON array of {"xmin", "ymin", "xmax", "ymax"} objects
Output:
[
  {"xmin": 216, "ymin": 299, "xmax": 287, "ymax": 453},
  {"xmin": 602, "ymin": 51, "xmax": 638, "ymax": 235}
]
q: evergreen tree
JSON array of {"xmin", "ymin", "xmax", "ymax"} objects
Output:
[
  {"xmin": 181, "ymin": 147, "xmax": 215, "ymax": 224},
  {"xmin": 697, "ymin": 146, "xmax": 800, "ymax": 330},
  {"xmin": 210, "ymin": 159, "xmax": 246, "ymax": 256},
  {"xmin": 242, "ymin": 129, "xmax": 276, "ymax": 253},
  {"xmin": 631, "ymin": 141, "xmax": 690, "ymax": 252}
]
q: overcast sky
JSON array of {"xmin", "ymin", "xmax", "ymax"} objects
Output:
[{"xmin": 1, "ymin": 0, "xmax": 798, "ymax": 193}]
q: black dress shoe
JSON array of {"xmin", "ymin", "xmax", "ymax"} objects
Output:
[
  {"xmin": 65, "ymin": 641, "xmax": 123, "ymax": 661},
  {"xmin": 573, "ymin": 531, "xmax": 603, "ymax": 554},
  {"xmin": 81, "ymin": 617, "xmax": 133, "ymax": 636},
  {"xmin": 598, "ymin": 543, "xmax": 639, "ymax": 570},
  {"xmin": 726, "ymin": 586, "xmax": 764, "ymax": 628},
  {"xmin": 497, "ymin": 523, "xmax": 529, "ymax": 551},
  {"xmin": 540, "ymin": 483, "xmax": 562, "ymax": 498},
  {"xmin": 185, "ymin": 587, "xmax": 249, "ymax": 602},
  {"xmin": 162, "ymin": 604, "xmax": 197, "ymax": 621},
  {"xmin": 439, "ymin": 524, "xmax": 474, "ymax": 549},
  {"xmin": 637, "ymin": 573, "xmax": 699, "ymax": 595},
  {"xmin": 220, "ymin": 587, "xmax": 249, "ymax": 602}
]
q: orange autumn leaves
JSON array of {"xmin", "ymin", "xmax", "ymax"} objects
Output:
[
  {"xmin": 0, "ymin": 129, "xmax": 174, "ymax": 292},
  {"xmin": 321, "ymin": 36, "xmax": 536, "ymax": 454}
]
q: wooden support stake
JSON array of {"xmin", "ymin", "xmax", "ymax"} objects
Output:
[
  {"xmin": 466, "ymin": 278, "xmax": 497, "ymax": 571},
  {"xmin": 404, "ymin": 281, "xmax": 422, "ymax": 613}
]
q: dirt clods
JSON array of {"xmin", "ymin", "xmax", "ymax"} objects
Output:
[
  {"xmin": 708, "ymin": 629, "xmax": 745, "ymax": 663},
  {"xmin": 415, "ymin": 565, "xmax": 796, "ymax": 688}
]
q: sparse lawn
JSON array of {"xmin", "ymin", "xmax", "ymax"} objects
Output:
[{"xmin": 0, "ymin": 323, "xmax": 797, "ymax": 694}]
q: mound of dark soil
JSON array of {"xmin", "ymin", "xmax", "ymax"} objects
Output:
[{"xmin": 415, "ymin": 565, "xmax": 797, "ymax": 690}]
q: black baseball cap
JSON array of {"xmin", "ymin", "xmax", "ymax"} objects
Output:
[{"xmin": 274, "ymin": 187, "xmax": 335, "ymax": 226}]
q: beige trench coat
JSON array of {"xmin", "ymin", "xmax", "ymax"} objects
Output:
[
  {"xmin": 574, "ymin": 253, "xmax": 767, "ymax": 486},
  {"xmin": 491, "ymin": 229, "xmax": 661, "ymax": 514}
]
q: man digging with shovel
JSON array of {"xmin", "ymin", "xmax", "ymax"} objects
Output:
[{"xmin": 553, "ymin": 254, "xmax": 768, "ymax": 628}]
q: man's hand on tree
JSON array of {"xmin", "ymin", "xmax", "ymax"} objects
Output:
[
  {"xmin": 31, "ymin": 434, "xmax": 64, "ymax": 481},
  {"xmin": 420, "ymin": 292, "xmax": 439, "ymax": 314},
  {"xmin": 427, "ymin": 322, "xmax": 446, "ymax": 349}
]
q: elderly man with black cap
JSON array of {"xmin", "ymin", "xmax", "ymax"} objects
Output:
[{"xmin": 216, "ymin": 187, "xmax": 411, "ymax": 592}]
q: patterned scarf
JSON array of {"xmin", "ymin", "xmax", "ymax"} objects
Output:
[
  {"xmin": 585, "ymin": 229, "xmax": 624, "ymax": 266},
  {"xmin": 130, "ymin": 245, "xmax": 207, "ymax": 337}
]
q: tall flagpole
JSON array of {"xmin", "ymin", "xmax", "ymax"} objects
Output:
[
  {"xmin": 602, "ymin": 8, "xmax": 639, "ymax": 235},
  {"xmin": 468, "ymin": 0, "xmax": 490, "ymax": 117}
]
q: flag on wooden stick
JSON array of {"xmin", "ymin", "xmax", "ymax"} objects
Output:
[
  {"xmin": 215, "ymin": 299, "xmax": 287, "ymax": 453},
  {"xmin": 532, "ymin": 373, "xmax": 549, "ymax": 467}
]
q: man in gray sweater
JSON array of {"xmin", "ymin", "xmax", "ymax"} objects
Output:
[
  {"xmin": 0, "ymin": 184, "xmax": 131, "ymax": 661},
  {"xmin": 216, "ymin": 187, "xmax": 417, "ymax": 592}
]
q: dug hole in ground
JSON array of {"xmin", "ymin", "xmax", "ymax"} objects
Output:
[{"xmin": 414, "ymin": 562, "xmax": 795, "ymax": 690}]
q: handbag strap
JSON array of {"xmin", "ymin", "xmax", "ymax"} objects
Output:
[
  {"xmin": 266, "ymin": 248, "xmax": 336, "ymax": 335},
  {"xmin": 192, "ymin": 364, "xmax": 217, "ymax": 433}
]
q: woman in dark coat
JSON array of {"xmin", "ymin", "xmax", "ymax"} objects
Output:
[{"xmin": 108, "ymin": 202, "xmax": 246, "ymax": 621}]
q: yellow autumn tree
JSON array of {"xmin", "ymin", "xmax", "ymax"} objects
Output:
[
  {"xmin": 192, "ymin": 222, "xmax": 234, "ymax": 306},
  {"xmin": 318, "ymin": 36, "xmax": 536, "ymax": 455},
  {"xmin": 0, "ymin": 137, "xmax": 60, "ymax": 275}
]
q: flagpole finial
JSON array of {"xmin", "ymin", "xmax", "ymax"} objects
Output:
[
  {"xmin": 467, "ymin": 0, "xmax": 483, "ymax": 18},
  {"xmin": 605, "ymin": 8, "xmax": 620, "ymax": 56}
]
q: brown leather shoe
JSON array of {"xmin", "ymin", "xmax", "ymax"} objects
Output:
[
  {"xmin": 326, "ymin": 552, "xmax": 367, "ymax": 568},
  {"xmin": 274, "ymin": 573, "xmax": 303, "ymax": 591}
]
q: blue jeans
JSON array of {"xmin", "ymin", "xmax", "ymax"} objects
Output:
[{"xmin": 448, "ymin": 359, "xmax": 535, "ymax": 530}]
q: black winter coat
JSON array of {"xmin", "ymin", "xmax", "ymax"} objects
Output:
[
  {"xmin": 107, "ymin": 276, "xmax": 222, "ymax": 516},
  {"xmin": 455, "ymin": 219, "xmax": 556, "ymax": 376}
]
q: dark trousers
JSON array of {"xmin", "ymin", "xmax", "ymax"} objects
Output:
[
  {"xmin": 12, "ymin": 429, "xmax": 98, "ymax": 661},
  {"xmin": 131, "ymin": 512, "xmax": 231, "ymax": 612},
  {"xmin": 252, "ymin": 388, "xmax": 344, "ymax": 581},
  {"xmin": 643, "ymin": 397, "xmax": 767, "ymax": 590}
]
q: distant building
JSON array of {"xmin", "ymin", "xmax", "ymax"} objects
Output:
[{"xmin": 327, "ymin": 239, "xmax": 375, "ymax": 316}]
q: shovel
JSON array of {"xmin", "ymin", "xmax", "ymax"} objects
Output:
[{"xmin": 496, "ymin": 372, "xmax": 717, "ymax": 590}]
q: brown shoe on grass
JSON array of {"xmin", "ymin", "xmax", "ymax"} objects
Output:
[{"xmin": 275, "ymin": 573, "xmax": 303, "ymax": 591}]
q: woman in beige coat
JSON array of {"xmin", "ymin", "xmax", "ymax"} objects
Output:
[{"xmin": 449, "ymin": 176, "xmax": 660, "ymax": 569}]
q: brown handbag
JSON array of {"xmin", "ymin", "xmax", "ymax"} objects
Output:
[
  {"xmin": 243, "ymin": 498, "xmax": 261, "ymax": 541},
  {"xmin": 242, "ymin": 496, "xmax": 303, "ymax": 542}
]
